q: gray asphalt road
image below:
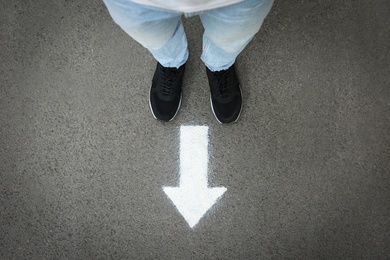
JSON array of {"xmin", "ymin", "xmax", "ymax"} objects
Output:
[{"xmin": 1, "ymin": 0, "xmax": 389, "ymax": 259}]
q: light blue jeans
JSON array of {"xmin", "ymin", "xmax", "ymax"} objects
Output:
[{"xmin": 103, "ymin": 0, "xmax": 274, "ymax": 71}]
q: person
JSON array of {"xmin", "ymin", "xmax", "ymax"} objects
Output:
[{"xmin": 103, "ymin": 0, "xmax": 274, "ymax": 123}]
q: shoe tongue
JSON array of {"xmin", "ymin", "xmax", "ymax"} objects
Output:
[
  {"xmin": 162, "ymin": 66, "xmax": 179, "ymax": 74},
  {"xmin": 156, "ymin": 64, "xmax": 184, "ymax": 101},
  {"xmin": 219, "ymin": 83, "xmax": 229, "ymax": 98},
  {"xmin": 158, "ymin": 69, "xmax": 175, "ymax": 99},
  {"xmin": 215, "ymin": 72, "xmax": 233, "ymax": 101}
]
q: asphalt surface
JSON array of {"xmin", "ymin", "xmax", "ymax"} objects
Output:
[{"xmin": 1, "ymin": 0, "xmax": 390, "ymax": 259}]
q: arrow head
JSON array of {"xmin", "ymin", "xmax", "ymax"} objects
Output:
[{"xmin": 163, "ymin": 186, "xmax": 227, "ymax": 228}]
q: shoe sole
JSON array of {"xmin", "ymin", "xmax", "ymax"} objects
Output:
[
  {"xmin": 209, "ymin": 85, "xmax": 243, "ymax": 124},
  {"xmin": 148, "ymin": 85, "xmax": 182, "ymax": 122}
]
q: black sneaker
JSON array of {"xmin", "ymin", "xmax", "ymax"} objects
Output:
[
  {"xmin": 206, "ymin": 64, "xmax": 242, "ymax": 124},
  {"xmin": 149, "ymin": 63, "xmax": 185, "ymax": 122}
]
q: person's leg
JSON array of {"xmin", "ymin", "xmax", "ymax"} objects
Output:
[
  {"xmin": 103, "ymin": 0, "xmax": 188, "ymax": 121},
  {"xmin": 199, "ymin": 0, "xmax": 274, "ymax": 124},
  {"xmin": 103, "ymin": 0, "xmax": 188, "ymax": 68},
  {"xmin": 199, "ymin": 0, "xmax": 274, "ymax": 71}
]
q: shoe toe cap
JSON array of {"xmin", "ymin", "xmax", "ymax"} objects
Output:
[
  {"xmin": 211, "ymin": 95, "xmax": 242, "ymax": 124},
  {"xmin": 150, "ymin": 92, "xmax": 181, "ymax": 122}
]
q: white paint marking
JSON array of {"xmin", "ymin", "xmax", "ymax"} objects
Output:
[{"xmin": 163, "ymin": 125, "xmax": 227, "ymax": 228}]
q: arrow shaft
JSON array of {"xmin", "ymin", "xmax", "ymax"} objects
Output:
[{"xmin": 180, "ymin": 126, "xmax": 209, "ymax": 189}]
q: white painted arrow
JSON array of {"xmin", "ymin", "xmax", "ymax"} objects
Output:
[{"xmin": 163, "ymin": 125, "xmax": 227, "ymax": 228}]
